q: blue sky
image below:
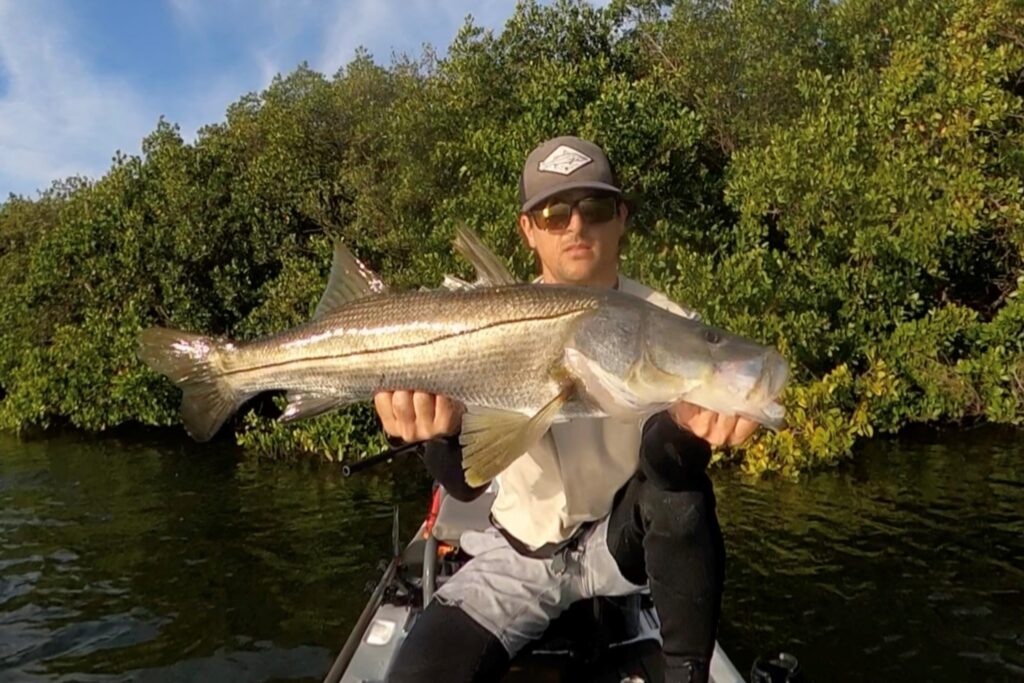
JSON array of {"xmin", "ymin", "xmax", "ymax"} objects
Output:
[{"xmin": 0, "ymin": 0, "xmax": 555, "ymax": 199}]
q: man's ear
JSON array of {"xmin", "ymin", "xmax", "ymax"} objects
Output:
[{"xmin": 518, "ymin": 213, "xmax": 537, "ymax": 250}]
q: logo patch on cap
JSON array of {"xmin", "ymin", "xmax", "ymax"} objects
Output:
[{"xmin": 538, "ymin": 145, "xmax": 592, "ymax": 175}]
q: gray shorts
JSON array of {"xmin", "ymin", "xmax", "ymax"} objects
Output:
[{"xmin": 434, "ymin": 516, "xmax": 646, "ymax": 655}]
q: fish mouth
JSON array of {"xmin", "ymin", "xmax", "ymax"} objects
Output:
[
  {"xmin": 727, "ymin": 351, "xmax": 788, "ymax": 405},
  {"xmin": 714, "ymin": 358, "xmax": 787, "ymax": 430}
]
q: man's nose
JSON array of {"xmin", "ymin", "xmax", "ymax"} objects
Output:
[{"xmin": 566, "ymin": 207, "xmax": 586, "ymax": 234}]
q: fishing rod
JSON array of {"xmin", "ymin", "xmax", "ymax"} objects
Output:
[{"xmin": 341, "ymin": 440, "xmax": 424, "ymax": 477}]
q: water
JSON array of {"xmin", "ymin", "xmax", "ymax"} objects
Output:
[
  {"xmin": 1, "ymin": 428, "xmax": 1021, "ymax": 682},
  {"xmin": 0, "ymin": 431, "xmax": 427, "ymax": 683},
  {"xmin": 716, "ymin": 428, "xmax": 1024, "ymax": 682}
]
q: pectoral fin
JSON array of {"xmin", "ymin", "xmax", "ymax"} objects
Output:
[{"xmin": 461, "ymin": 385, "xmax": 572, "ymax": 487}]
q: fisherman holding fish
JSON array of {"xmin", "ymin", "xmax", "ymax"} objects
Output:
[
  {"xmin": 138, "ymin": 134, "xmax": 786, "ymax": 682},
  {"xmin": 376, "ymin": 137, "xmax": 759, "ymax": 683}
]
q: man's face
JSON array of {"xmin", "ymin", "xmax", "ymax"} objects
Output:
[{"xmin": 518, "ymin": 190, "xmax": 627, "ymax": 288}]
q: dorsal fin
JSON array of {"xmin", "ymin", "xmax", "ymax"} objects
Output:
[
  {"xmin": 453, "ymin": 226, "xmax": 518, "ymax": 287},
  {"xmin": 441, "ymin": 274, "xmax": 474, "ymax": 291},
  {"xmin": 314, "ymin": 242, "xmax": 389, "ymax": 319}
]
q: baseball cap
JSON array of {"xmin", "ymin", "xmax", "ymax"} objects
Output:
[{"xmin": 518, "ymin": 136, "xmax": 622, "ymax": 212}]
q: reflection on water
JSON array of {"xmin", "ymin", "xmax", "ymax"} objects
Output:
[
  {"xmin": 0, "ymin": 431, "xmax": 428, "ymax": 683},
  {"xmin": 1, "ymin": 427, "xmax": 1022, "ymax": 682},
  {"xmin": 716, "ymin": 428, "xmax": 1024, "ymax": 682}
]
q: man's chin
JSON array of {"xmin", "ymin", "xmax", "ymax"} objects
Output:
[
  {"xmin": 562, "ymin": 251, "xmax": 596, "ymax": 266},
  {"xmin": 556, "ymin": 265, "xmax": 601, "ymax": 286}
]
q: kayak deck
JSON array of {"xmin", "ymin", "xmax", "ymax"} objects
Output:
[{"xmin": 329, "ymin": 489, "xmax": 746, "ymax": 683}]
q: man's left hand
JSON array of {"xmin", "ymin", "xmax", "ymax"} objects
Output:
[{"xmin": 668, "ymin": 402, "xmax": 759, "ymax": 447}]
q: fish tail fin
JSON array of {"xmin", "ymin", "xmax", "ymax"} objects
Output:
[{"xmin": 137, "ymin": 327, "xmax": 245, "ymax": 442}]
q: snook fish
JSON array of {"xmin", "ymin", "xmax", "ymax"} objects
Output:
[{"xmin": 138, "ymin": 228, "xmax": 788, "ymax": 485}]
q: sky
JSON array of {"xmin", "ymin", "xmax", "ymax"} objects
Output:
[{"xmin": 0, "ymin": 0, "xmax": 540, "ymax": 200}]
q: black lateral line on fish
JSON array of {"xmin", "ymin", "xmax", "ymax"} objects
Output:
[{"xmin": 219, "ymin": 307, "xmax": 593, "ymax": 378}]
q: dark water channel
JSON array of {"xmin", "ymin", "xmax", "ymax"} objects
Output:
[{"xmin": 1, "ymin": 428, "xmax": 1021, "ymax": 682}]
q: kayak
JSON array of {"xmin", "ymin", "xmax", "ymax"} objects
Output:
[{"xmin": 324, "ymin": 487, "xmax": 747, "ymax": 683}]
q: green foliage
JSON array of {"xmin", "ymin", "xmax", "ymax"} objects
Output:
[
  {"xmin": 657, "ymin": 0, "xmax": 834, "ymax": 153},
  {"xmin": 0, "ymin": 0, "xmax": 1021, "ymax": 473},
  {"xmin": 235, "ymin": 398, "xmax": 385, "ymax": 464}
]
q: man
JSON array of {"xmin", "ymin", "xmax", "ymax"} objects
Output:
[{"xmin": 375, "ymin": 136, "xmax": 757, "ymax": 682}]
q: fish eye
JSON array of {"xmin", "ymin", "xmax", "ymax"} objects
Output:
[{"xmin": 704, "ymin": 330, "xmax": 721, "ymax": 344}]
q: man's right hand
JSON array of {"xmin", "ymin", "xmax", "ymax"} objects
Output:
[{"xmin": 373, "ymin": 391, "xmax": 464, "ymax": 442}]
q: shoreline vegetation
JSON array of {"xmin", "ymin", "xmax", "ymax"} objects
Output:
[{"xmin": 1, "ymin": 0, "xmax": 1021, "ymax": 475}]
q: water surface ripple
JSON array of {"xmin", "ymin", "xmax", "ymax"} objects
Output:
[
  {"xmin": 0, "ymin": 432, "xmax": 423, "ymax": 683},
  {"xmin": 716, "ymin": 429, "xmax": 1024, "ymax": 682},
  {"xmin": 1, "ymin": 428, "xmax": 1022, "ymax": 682}
]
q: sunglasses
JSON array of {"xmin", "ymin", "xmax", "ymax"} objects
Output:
[{"xmin": 529, "ymin": 195, "xmax": 619, "ymax": 232}]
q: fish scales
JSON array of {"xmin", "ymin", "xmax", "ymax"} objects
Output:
[
  {"xmin": 219, "ymin": 285, "xmax": 606, "ymax": 413},
  {"xmin": 137, "ymin": 229, "xmax": 788, "ymax": 480}
]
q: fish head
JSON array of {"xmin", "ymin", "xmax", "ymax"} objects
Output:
[{"xmin": 640, "ymin": 312, "xmax": 790, "ymax": 429}]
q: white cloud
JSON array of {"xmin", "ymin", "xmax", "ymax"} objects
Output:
[
  {"xmin": 162, "ymin": 0, "xmax": 328, "ymax": 136},
  {"xmin": 319, "ymin": 0, "xmax": 395, "ymax": 73},
  {"xmin": 317, "ymin": 0, "xmax": 513, "ymax": 74},
  {"xmin": 0, "ymin": 0, "xmax": 547, "ymax": 200},
  {"xmin": 167, "ymin": 0, "xmax": 322, "ymax": 81},
  {"xmin": 0, "ymin": 2, "xmax": 154, "ymax": 198},
  {"xmin": 166, "ymin": 0, "xmax": 204, "ymax": 31}
]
